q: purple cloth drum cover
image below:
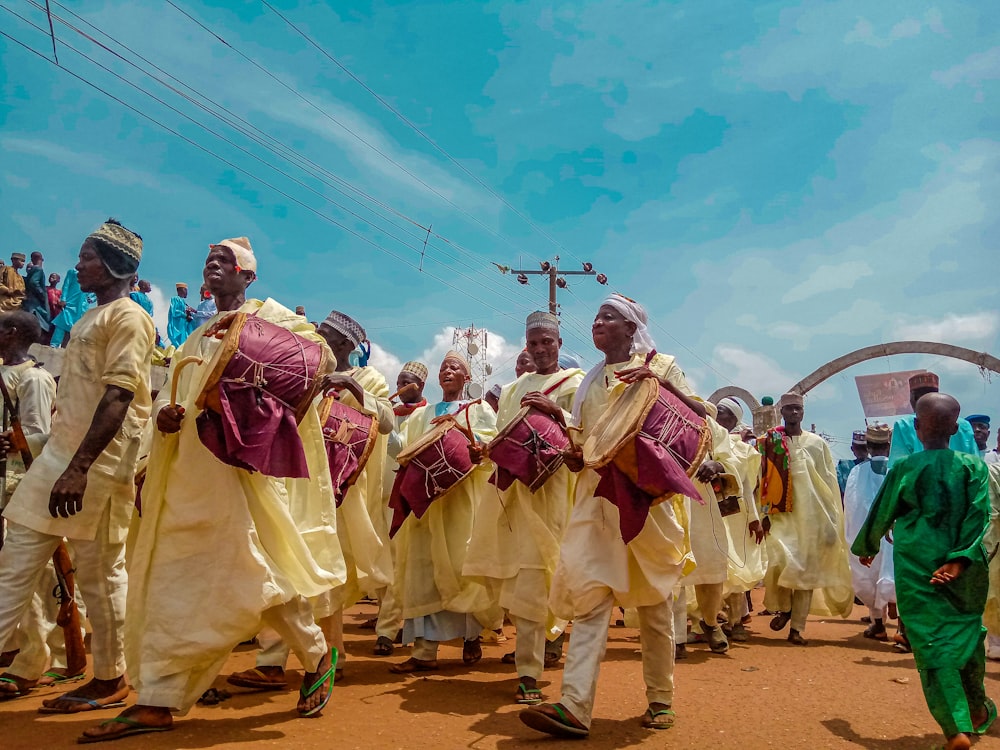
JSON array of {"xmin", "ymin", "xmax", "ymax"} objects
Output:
[
  {"xmin": 198, "ymin": 315, "xmax": 324, "ymax": 478},
  {"xmin": 489, "ymin": 408, "xmax": 570, "ymax": 492},
  {"xmin": 321, "ymin": 399, "xmax": 376, "ymax": 506},
  {"xmin": 389, "ymin": 426, "xmax": 474, "ymax": 537},
  {"xmin": 596, "ymin": 384, "xmax": 705, "ymax": 544}
]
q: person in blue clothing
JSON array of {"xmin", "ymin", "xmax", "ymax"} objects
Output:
[
  {"xmin": 889, "ymin": 371, "xmax": 978, "ymax": 467},
  {"xmin": 166, "ymin": 282, "xmax": 194, "ymax": 347}
]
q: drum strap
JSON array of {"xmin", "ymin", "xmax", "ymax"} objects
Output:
[{"xmin": 542, "ymin": 373, "xmax": 575, "ymax": 396}]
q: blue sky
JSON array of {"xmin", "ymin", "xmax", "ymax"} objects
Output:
[{"xmin": 1, "ymin": 0, "xmax": 998, "ymax": 456}]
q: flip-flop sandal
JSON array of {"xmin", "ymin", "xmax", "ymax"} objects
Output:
[
  {"xmin": 227, "ymin": 668, "xmax": 288, "ymax": 690},
  {"xmin": 863, "ymin": 625, "xmax": 889, "ymax": 641},
  {"xmin": 389, "ymin": 658, "xmax": 438, "ymax": 674},
  {"xmin": 642, "ymin": 707, "xmax": 676, "ymax": 730},
  {"xmin": 298, "ymin": 648, "xmax": 337, "ymax": 718},
  {"xmin": 515, "ymin": 683, "xmax": 543, "ymax": 705},
  {"xmin": 78, "ymin": 716, "xmax": 173, "ymax": 744},
  {"xmin": 519, "ymin": 703, "xmax": 589, "ymax": 739},
  {"xmin": 0, "ymin": 676, "xmax": 34, "ymax": 700},
  {"xmin": 463, "ymin": 639, "xmax": 483, "ymax": 665},
  {"xmin": 974, "ymin": 697, "xmax": 998, "ymax": 735},
  {"xmin": 39, "ymin": 671, "xmax": 87, "ymax": 686},
  {"xmin": 38, "ymin": 695, "xmax": 128, "ymax": 714}
]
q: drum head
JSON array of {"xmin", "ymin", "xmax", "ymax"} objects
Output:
[
  {"xmin": 583, "ymin": 377, "xmax": 658, "ymax": 469},
  {"xmin": 396, "ymin": 417, "xmax": 462, "ymax": 466}
]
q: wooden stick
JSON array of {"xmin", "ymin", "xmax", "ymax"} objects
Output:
[
  {"xmin": 388, "ymin": 382, "xmax": 419, "ymax": 402},
  {"xmin": 170, "ymin": 356, "xmax": 204, "ymax": 408}
]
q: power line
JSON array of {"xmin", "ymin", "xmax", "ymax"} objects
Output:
[{"xmin": 0, "ymin": 26, "xmax": 531, "ymax": 324}]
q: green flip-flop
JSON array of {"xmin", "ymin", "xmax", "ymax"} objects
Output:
[
  {"xmin": 974, "ymin": 697, "xmax": 997, "ymax": 736},
  {"xmin": 298, "ymin": 648, "xmax": 338, "ymax": 718}
]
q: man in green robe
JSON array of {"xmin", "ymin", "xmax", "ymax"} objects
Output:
[{"xmin": 852, "ymin": 393, "xmax": 995, "ymax": 750}]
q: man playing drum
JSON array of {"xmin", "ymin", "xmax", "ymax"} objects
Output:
[
  {"xmin": 388, "ymin": 352, "xmax": 498, "ymax": 673},
  {"xmin": 520, "ymin": 294, "xmax": 706, "ymax": 737},
  {"xmin": 759, "ymin": 392, "xmax": 853, "ymax": 646},
  {"xmin": 0, "ymin": 220, "xmax": 151, "ymax": 713},
  {"xmin": 83, "ymin": 238, "xmax": 344, "ymax": 741},
  {"xmin": 374, "ymin": 361, "xmax": 430, "ymax": 657},
  {"xmin": 464, "ymin": 311, "xmax": 584, "ymax": 705}
]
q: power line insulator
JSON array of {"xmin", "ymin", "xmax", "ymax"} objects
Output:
[
  {"xmin": 539, "ymin": 261, "xmax": 551, "ymax": 272},
  {"xmin": 596, "ymin": 273, "xmax": 608, "ymax": 285},
  {"xmin": 556, "ymin": 277, "xmax": 568, "ymax": 289},
  {"xmin": 516, "ymin": 273, "xmax": 529, "ymax": 285},
  {"xmin": 581, "ymin": 262, "xmax": 593, "ymax": 272}
]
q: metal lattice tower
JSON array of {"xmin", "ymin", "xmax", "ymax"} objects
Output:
[{"xmin": 452, "ymin": 325, "xmax": 490, "ymax": 399}]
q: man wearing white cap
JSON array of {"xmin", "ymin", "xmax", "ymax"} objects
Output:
[
  {"xmin": 0, "ymin": 219, "xmax": 152, "ymax": 712},
  {"xmin": 713, "ymin": 397, "xmax": 766, "ymax": 644},
  {"xmin": 464, "ymin": 311, "xmax": 584, "ymax": 704},
  {"xmin": 84, "ymin": 237, "xmax": 344, "ymax": 741},
  {"xmin": 759, "ymin": 393, "xmax": 853, "ymax": 645}
]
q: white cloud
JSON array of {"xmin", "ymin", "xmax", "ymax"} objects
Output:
[
  {"xmin": 712, "ymin": 344, "xmax": 798, "ymax": 397},
  {"xmin": 366, "ymin": 341, "xmax": 403, "ymax": 383},
  {"xmin": 781, "ymin": 260, "xmax": 873, "ymax": 304},
  {"xmin": 0, "ymin": 138, "xmax": 161, "ymax": 190},
  {"xmin": 932, "ymin": 46, "xmax": 1000, "ymax": 89},
  {"xmin": 893, "ymin": 312, "xmax": 999, "ymax": 343},
  {"xmin": 146, "ymin": 284, "xmax": 171, "ymax": 341}
]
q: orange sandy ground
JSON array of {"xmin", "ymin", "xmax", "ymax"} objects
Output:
[{"xmin": 4, "ymin": 591, "xmax": 1000, "ymax": 750}]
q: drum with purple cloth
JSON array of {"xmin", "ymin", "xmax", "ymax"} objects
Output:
[
  {"xmin": 389, "ymin": 416, "xmax": 475, "ymax": 535},
  {"xmin": 319, "ymin": 395, "xmax": 379, "ymax": 505},
  {"xmin": 196, "ymin": 312, "xmax": 330, "ymax": 478},
  {"xmin": 584, "ymin": 376, "xmax": 709, "ymax": 504},
  {"xmin": 488, "ymin": 406, "xmax": 571, "ymax": 492}
]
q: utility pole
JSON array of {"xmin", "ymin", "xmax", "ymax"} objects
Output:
[{"xmin": 493, "ymin": 256, "xmax": 608, "ymax": 314}]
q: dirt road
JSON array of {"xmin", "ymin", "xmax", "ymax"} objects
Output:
[{"xmin": 5, "ymin": 593, "xmax": 1000, "ymax": 749}]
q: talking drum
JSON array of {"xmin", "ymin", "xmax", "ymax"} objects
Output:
[
  {"xmin": 488, "ymin": 406, "xmax": 571, "ymax": 492},
  {"xmin": 196, "ymin": 312, "xmax": 330, "ymax": 478},
  {"xmin": 389, "ymin": 416, "xmax": 475, "ymax": 536},
  {"xmin": 583, "ymin": 377, "xmax": 710, "ymax": 542},
  {"xmin": 319, "ymin": 395, "xmax": 379, "ymax": 505}
]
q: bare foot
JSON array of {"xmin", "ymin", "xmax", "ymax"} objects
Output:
[
  {"xmin": 79, "ymin": 704, "xmax": 173, "ymax": 742},
  {"xmin": 227, "ymin": 665, "xmax": 288, "ymax": 689},
  {"xmin": 389, "ymin": 657, "xmax": 438, "ymax": 674},
  {"xmin": 39, "ymin": 676, "xmax": 129, "ymax": 713},
  {"xmin": 0, "ymin": 672, "xmax": 37, "ymax": 697},
  {"xmin": 944, "ymin": 732, "xmax": 971, "ymax": 750},
  {"xmin": 38, "ymin": 667, "xmax": 86, "ymax": 687},
  {"xmin": 298, "ymin": 650, "xmax": 334, "ymax": 716}
]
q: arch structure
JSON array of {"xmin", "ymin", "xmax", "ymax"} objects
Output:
[
  {"xmin": 707, "ymin": 386, "xmax": 761, "ymax": 409},
  {"xmin": 787, "ymin": 341, "xmax": 1000, "ymax": 396}
]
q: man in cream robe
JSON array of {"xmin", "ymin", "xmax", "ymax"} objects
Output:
[
  {"xmin": 83, "ymin": 238, "xmax": 343, "ymax": 741},
  {"xmin": 0, "ymin": 220, "xmax": 151, "ymax": 713},
  {"xmin": 389, "ymin": 352, "xmax": 498, "ymax": 672},
  {"xmin": 522, "ymin": 294, "xmax": 706, "ymax": 737},
  {"xmin": 761, "ymin": 393, "xmax": 853, "ymax": 645},
  {"xmin": 463, "ymin": 311, "xmax": 583, "ymax": 703}
]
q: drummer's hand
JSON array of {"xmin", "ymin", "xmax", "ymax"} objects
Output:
[
  {"xmin": 520, "ymin": 392, "xmax": 564, "ymax": 421},
  {"xmin": 614, "ymin": 365, "xmax": 655, "ymax": 384},
  {"xmin": 468, "ymin": 442, "xmax": 485, "ymax": 464},
  {"xmin": 156, "ymin": 405, "xmax": 185, "ymax": 434},
  {"xmin": 0, "ymin": 430, "xmax": 12, "ymax": 454},
  {"xmin": 761, "ymin": 515, "xmax": 772, "ymax": 537},
  {"xmin": 429, "ymin": 415, "xmax": 451, "ymax": 426},
  {"xmin": 749, "ymin": 520, "xmax": 764, "ymax": 544},
  {"xmin": 858, "ymin": 555, "xmax": 875, "ymax": 568},
  {"xmin": 319, "ymin": 373, "xmax": 365, "ymax": 404},
  {"xmin": 203, "ymin": 312, "xmax": 238, "ymax": 339},
  {"xmin": 695, "ymin": 460, "xmax": 725, "ymax": 483},
  {"xmin": 562, "ymin": 445, "xmax": 584, "ymax": 473}
]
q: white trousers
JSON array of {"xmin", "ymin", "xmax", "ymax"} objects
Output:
[
  {"xmin": 7, "ymin": 561, "xmax": 85, "ymax": 678},
  {"xmin": 257, "ymin": 607, "xmax": 345, "ymax": 668},
  {"xmin": 673, "ymin": 586, "xmax": 688, "ymax": 644},
  {"xmin": 560, "ymin": 591, "xmax": 674, "ymax": 728},
  {"xmin": 513, "ymin": 615, "xmax": 545, "ymax": 680},
  {"xmin": 0, "ymin": 519, "xmax": 125, "ymax": 680},
  {"xmin": 139, "ymin": 595, "xmax": 325, "ymax": 710},
  {"xmin": 694, "ymin": 583, "xmax": 724, "ymax": 628}
]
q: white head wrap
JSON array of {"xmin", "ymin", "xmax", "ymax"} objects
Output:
[
  {"xmin": 601, "ymin": 293, "xmax": 656, "ymax": 354},
  {"xmin": 717, "ymin": 397, "xmax": 744, "ymax": 424},
  {"xmin": 570, "ymin": 293, "xmax": 656, "ymax": 426}
]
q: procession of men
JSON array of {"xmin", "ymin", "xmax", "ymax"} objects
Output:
[{"xmin": 0, "ymin": 220, "xmax": 998, "ymax": 750}]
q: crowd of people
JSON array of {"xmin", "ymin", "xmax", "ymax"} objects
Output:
[{"xmin": 0, "ymin": 218, "xmax": 997, "ymax": 750}]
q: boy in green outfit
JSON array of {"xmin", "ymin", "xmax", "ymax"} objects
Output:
[{"xmin": 852, "ymin": 392, "xmax": 996, "ymax": 750}]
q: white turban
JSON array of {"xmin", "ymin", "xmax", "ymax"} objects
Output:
[
  {"xmin": 718, "ymin": 397, "xmax": 744, "ymax": 424},
  {"xmin": 601, "ymin": 293, "xmax": 656, "ymax": 354},
  {"xmin": 570, "ymin": 293, "xmax": 657, "ymax": 426}
]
